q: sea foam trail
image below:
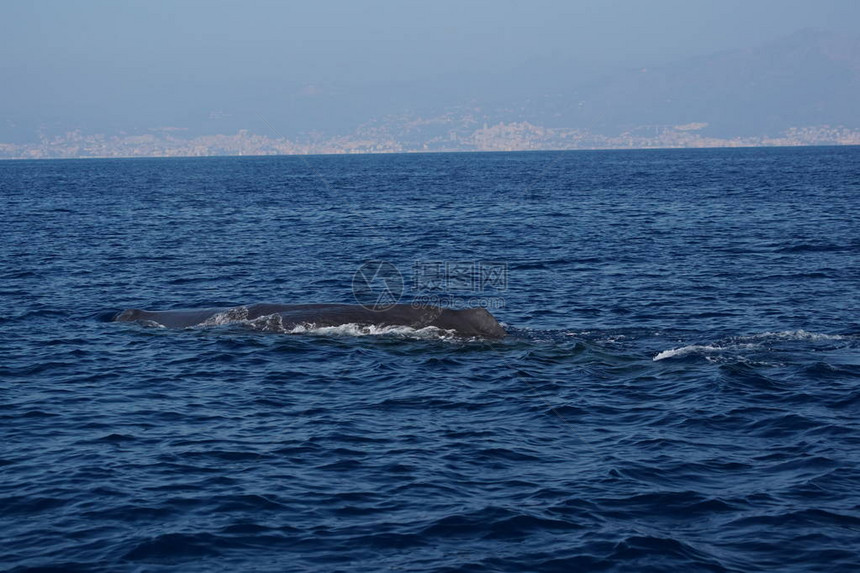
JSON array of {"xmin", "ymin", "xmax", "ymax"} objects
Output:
[{"xmin": 653, "ymin": 330, "xmax": 849, "ymax": 361}]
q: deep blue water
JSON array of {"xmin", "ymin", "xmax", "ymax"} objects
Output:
[{"xmin": 2, "ymin": 147, "xmax": 860, "ymax": 572}]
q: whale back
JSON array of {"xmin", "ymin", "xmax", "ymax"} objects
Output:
[
  {"xmin": 114, "ymin": 307, "xmax": 223, "ymax": 328},
  {"xmin": 430, "ymin": 307, "xmax": 507, "ymax": 339},
  {"xmin": 114, "ymin": 303, "xmax": 506, "ymax": 339}
]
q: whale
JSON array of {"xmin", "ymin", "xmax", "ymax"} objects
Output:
[{"xmin": 113, "ymin": 303, "xmax": 507, "ymax": 339}]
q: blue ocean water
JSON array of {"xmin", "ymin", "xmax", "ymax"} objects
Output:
[{"xmin": 1, "ymin": 147, "xmax": 859, "ymax": 572}]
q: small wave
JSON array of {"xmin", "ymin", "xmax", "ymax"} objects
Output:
[
  {"xmin": 744, "ymin": 330, "xmax": 845, "ymax": 342},
  {"xmin": 123, "ymin": 532, "xmax": 222, "ymax": 561},
  {"xmin": 776, "ymin": 242, "xmax": 846, "ymax": 253}
]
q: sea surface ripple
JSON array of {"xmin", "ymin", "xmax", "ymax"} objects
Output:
[{"xmin": 1, "ymin": 147, "xmax": 859, "ymax": 572}]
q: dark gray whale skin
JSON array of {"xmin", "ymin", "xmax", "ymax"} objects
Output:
[{"xmin": 114, "ymin": 303, "xmax": 507, "ymax": 339}]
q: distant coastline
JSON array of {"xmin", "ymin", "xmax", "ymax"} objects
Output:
[{"xmin": 2, "ymin": 123, "xmax": 859, "ymax": 160}]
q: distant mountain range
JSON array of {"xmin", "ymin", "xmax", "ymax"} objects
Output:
[
  {"xmin": 372, "ymin": 27, "xmax": 860, "ymax": 139},
  {"xmin": 3, "ymin": 29, "xmax": 859, "ymax": 158},
  {"xmin": 545, "ymin": 28, "xmax": 860, "ymax": 137}
]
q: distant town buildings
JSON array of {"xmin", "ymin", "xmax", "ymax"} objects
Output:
[{"xmin": 1, "ymin": 120, "xmax": 858, "ymax": 160}]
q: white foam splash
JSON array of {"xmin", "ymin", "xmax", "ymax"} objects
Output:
[
  {"xmin": 653, "ymin": 345, "xmax": 725, "ymax": 361},
  {"xmin": 195, "ymin": 310, "xmax": 458, "ymax": 340},
  {"xmin": 287, "ymin": 322, "xmax": 457, "ymax": 340},
  {"xmin": 653, "ymin": 329, "xmax": 849, "ymax": 361},
  {"xmin": 653, "ymin": 342, "xmax": 763, "ymax": 361}
]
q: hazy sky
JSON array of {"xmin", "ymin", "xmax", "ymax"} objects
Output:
[{"xmin": 2, "ymin": 0, "xmax": 859, "ymax": 140}]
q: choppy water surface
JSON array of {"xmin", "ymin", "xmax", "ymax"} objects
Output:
[{"xmin": 2, "ymin": 147, "xmax": 859, "ymax": 572}]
